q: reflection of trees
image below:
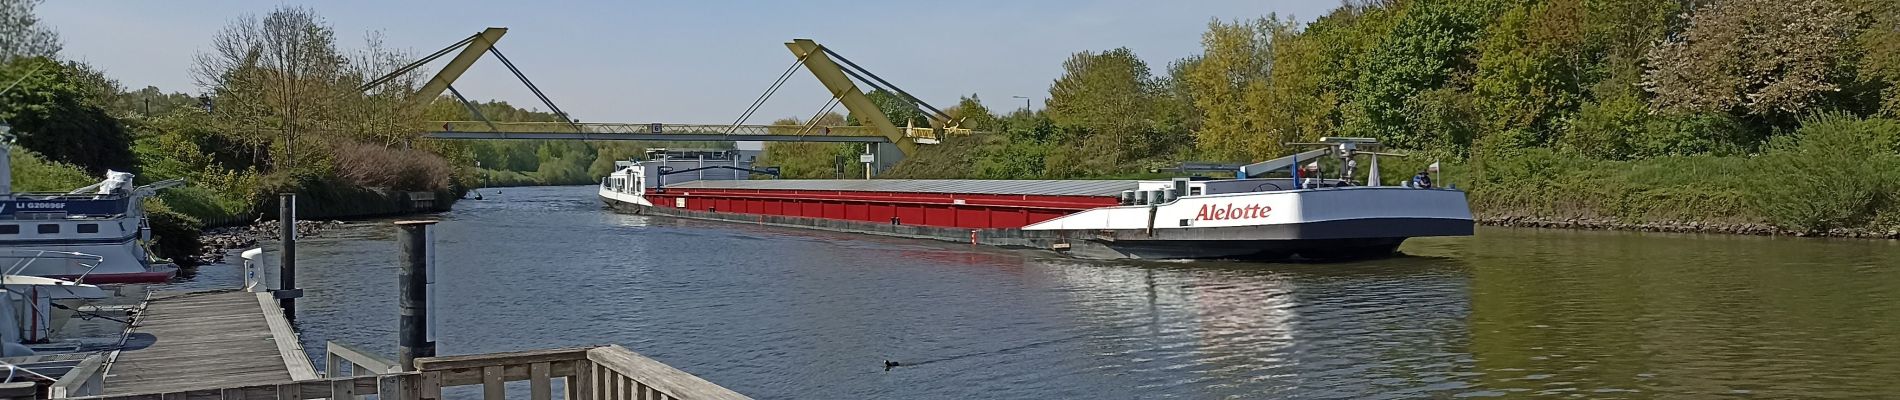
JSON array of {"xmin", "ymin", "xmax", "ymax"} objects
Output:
[{"xmin": 1464, "ymin": 230, "xmax": 1900, "ymax": 396}]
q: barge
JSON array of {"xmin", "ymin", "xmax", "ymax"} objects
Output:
[{"xmin": 600, "ymin": 139, "xmax": 1473, "ymax": 260}]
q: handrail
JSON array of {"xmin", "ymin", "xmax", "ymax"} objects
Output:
[
  {"xmin": 0, "ymin": 250, "xmax": 104, "ymax": 277},
  {"xmin": 585, "ymin": 345, "xmax": 750, "ymax": 400},
  {"xmin": 68, "ymin": 345, "xmax": 751, "ymax": 400},
  {"xmin": 324, "ymin": 341, "xmax": 399, "ymax": 377},
  {"xmin": 48, "ymin": 353, "xmax": 107, "ymax": 398}
]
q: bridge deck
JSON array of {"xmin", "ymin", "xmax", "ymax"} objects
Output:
[
  {"xmin": 426, "ymin": 131, "xmax": 893, "ymax": 142},
  {"xmin": 102, "ymin": 290, "xmax": 317, "ymax": 395}
]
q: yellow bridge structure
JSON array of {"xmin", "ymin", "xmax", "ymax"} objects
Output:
[
  {"xmin": 426, "ymin": 121, "xmax": 957, "ymax": 144},
  {"xmin": 377, "ymin": 29, "xmax": 973, "ymax": 170}
]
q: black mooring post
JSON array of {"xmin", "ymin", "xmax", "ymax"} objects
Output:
[
  {"xmin": 278, "ymin": 193, "xmax": 299, "ymax": 320},
  {"xmin": 396, "ymin": 220, "xmax": 437, "ymax": 371}
]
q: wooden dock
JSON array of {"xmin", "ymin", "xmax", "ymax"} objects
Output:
[
  {"xmin": 59, "ymin": 289, "xmax": 749, "ymax": 400},
  {"xmin": 98, "ymin": 290, "xmax": 318, "ymax": 395}
]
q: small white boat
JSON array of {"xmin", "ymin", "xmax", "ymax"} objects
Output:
[{"xmin": 0, "ymin": 250, "xmax": 111, "ymax": 354}]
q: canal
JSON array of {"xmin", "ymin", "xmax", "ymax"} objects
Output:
[{"xmin": 170, "ymin": 185, "xmax": 1900, "ymax": 399}]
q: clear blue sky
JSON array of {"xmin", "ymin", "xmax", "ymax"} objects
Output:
[{"xmin": 41, "ymin": 0, "xmax": 1339, "ymax": 124}]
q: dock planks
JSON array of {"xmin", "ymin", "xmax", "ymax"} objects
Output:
[{"xmin": 100, "ymin": 290, "xmax": 315, "ymax": 395}]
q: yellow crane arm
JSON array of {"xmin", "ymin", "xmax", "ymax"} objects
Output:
[
  {"xmin": 411, "ymin": 27, "xmax": 508, "ymax": 104},
  {"xmin": 783, "ymin": 39, "xmax": 918, "ymax": 156}
]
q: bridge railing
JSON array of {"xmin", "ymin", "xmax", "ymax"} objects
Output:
[{"xmin": 434, "ymin": 121, "xmax": 887, "ymax": 138}]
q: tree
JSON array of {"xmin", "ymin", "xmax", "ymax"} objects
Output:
[
  {"xmin": 847, "ymin": 89, "xmax": 929, "ymax": 129},
  {"xmin": 1849, "ymin": 0, "xmax": 1900, "ymax": 116},
  {"xmin": 760, "ymin": 114, "xmax": 865, "ymax": 179},
  {"xmin": 0, "ymin": 57, "xmax": 135, "ymax": 175},
  {"xmin": 1349, "ymin": 1, "xmax": 1488, "ymax": 148},
  {"xmin": 1186, "ymin": 15, "xmax": 1326, "ymax": 161},
  {"xmin": 0, "ymin": 0, "xmax": 58, "ymax": 62},
  {"xmin": 193, "ymin": 5, "xmax": 348, "ymax": 172},
  {"xmin": 1044, "ymin": 48, "xmax": 1159, "ymax": 173},
  {"xmin": 1473, "ymin": 0, "xmax": 1588, "ymax": 145},
  {"xmin": 1185, "ymin": 17, "xmax": 1277, "ymax": 161},
  {"xmin": 945, "ymin": 95, "xmax": 997, "ymax": 131},
  {"xmin": 343, "ymin": 31, "xmax": 430, "ymax": 147},
  {"xmin": 1644, "ymin": 0, "xmax": 1857, "ymax": 120}
]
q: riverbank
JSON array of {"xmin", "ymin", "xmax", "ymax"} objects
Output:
[
  {"xmin": 189, "ymin": 219, "xmax": 347, "ymax": 265},
  {"xmin": 1474, "ymin": 216, "xmax": 1900, "ymax": 239}
]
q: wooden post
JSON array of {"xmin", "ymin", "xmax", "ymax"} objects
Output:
[
  {"xmin": 397, "ymin": 220, "xmax": 438, "ymax": 372},
  {"xmin": 279, "ymin": 193, "xmax": 299, "ymax": 321}
]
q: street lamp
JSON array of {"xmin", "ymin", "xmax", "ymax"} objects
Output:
[{"xmin": 1011, "ymin": 95, "xmax": 1031, "ymax": 112}]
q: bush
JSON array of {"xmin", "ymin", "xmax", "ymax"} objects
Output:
[
  {"xmin": 9, "ymin": 147, "xmax": 96, "ymax": 192},
  {"xmin": 330, "ymin": 142, "xmax": 452, "ymax": 191},
  {"xmin": 156, "ymin": 186, "xmax": 250, "ymax": 226},
  {"xmin": 1634, "ymin": 112, "xmax": 1750, "ymax": 157},
  {"xmin": 143, "ymin": 199, "xmax": 205, "ymax": 267},
  {"xmin": 1748, "ymin": 115, "xmax": 1900, "ymax": 232}
]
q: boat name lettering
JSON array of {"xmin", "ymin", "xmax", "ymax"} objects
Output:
[
  {"xmin": 1195, "ymin": 203, "xmax": 1271, "ymax": 221},
  {"xmin": 18, "ymin": 202, "xmax": 66, "ymax": 210}
]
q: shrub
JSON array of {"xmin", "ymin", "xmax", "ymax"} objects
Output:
[
  {"xmin": 143, "ymin": 199, "xmax": 205, "ymax": 267},
  {"xmin": 157, "ymin": 186, "xmax": 250, "ymax": 227},
  {"xmin": 1634, "ymin": 112, "xmax": 1750, "ymax": 157},
  {"xmin": 1749, "ymin": 115, "xmax": 1900, "ymax": 232},
  {"xmin": 329, "ymin": 142, "xmax": 452, "ymax": 191},
  {"xmin": 9, "ymin": 147, "xmax": 96, "ymax": 192}
]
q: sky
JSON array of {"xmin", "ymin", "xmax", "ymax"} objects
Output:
[{"xmin": 40, "ymin": 0, "xmax": 1340, "ymax": 125}]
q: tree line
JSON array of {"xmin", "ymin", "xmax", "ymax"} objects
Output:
[{"xmin": 763, "ymin": 0, "xmax": 1900, "ymax": 234}]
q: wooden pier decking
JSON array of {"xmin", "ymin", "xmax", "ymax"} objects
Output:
[{"xmin": 99, "ymin": 290, "xmax": 318, "ymax": 395}]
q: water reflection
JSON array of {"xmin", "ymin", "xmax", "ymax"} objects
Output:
[
  {"xmin": 157, "ymin": 186, "xmax": 1900, "ymax": 399},
  {"xmin": 1451, "ymin": 229, "xmax": 1900, "ymax": 398}
]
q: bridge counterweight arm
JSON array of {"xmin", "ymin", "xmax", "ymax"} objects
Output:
[
  {"xmin": 784, "ymin": 39, "xmax": 916, "ymax": 157},
  {"xmin": 410, "ymin": 28, "xmax": 508, "ymax": 105}
]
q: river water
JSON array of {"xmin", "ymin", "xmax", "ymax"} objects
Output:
[{"xmin": 169, "ymin": 185, "xmax": 1900, "ymax": 399}]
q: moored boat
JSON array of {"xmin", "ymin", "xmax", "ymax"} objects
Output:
[
  {"xmin": 600, "ymin": 139, "xmax": 1474, "ymax": 260},
  {"xmin": 2, "ymin": 124, "xmax": 180, "ymax": 283}
]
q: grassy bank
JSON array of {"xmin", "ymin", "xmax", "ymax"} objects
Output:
[{"xmin": 1459, "ymin": 116, "xmax": 1900, "ymax": 236}]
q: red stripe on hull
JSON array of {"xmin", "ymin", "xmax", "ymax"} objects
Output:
[
  {"xmin": 644, "ymin": 188, "xmax": 1118, "ymax": 229},
  {"xmin": 45, "ymin": 270, "xmax": 177, "ymax": 284}
]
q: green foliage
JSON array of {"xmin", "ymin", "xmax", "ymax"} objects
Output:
[
  {"xmin": 0, "ymin": 0, "xmax": 60, "ymax": 62},
  {"xmin": 1185, "ymin": 17, "xmax": 1276, "ymax": 161},
  {"xmin": 946, "ymin": 95, "xmax": 998, "ymax": 130},
  {"xmin": 1644, "ymin": 0, "xmax": 1858, "ymax": 121},
  {"xmin": 1349, "ymin": 1, "xmax": 1487, "ymax": 148},
  {"xmin": 1473, "ymin": 0, "xmax": 1588, "ymax": 145},
  {"xmin": 155, "ymin": 186, "xmax": 248, "ymax": 227},
  {"xmin": 0, "ymin": 57, "xmax": 137, "ymax": 174},
  {"xmin": 849, "ymin": 89, "xmax": 929, "ymax": 128},
  {"xmin": 1040, "ymin": 47, "xmax": 1191, "ymax": 175},
  {"xmin": 1749, "ymin": 114, "xmax": 1900, "ymax": 231},
  {"xmin": 8, "ymin": 146, "xmax": 93, "ymax": 191},
  {"xmin": 142, "ymin": 199, "xmax": 203, "ymax": 267},
  {"xmin": 1561, "ymin": 90, "xmax": 1645, "ymax": 159}
]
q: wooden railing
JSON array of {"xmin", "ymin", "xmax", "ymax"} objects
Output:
[
  {"xmin": 325, "ymin": 341, "xmax": 399, "ymax": 377},
  {"xmin": 47, "ymin": 353, "xmax": 107, "ymax": 398},
  {"xmin": 67, "ymin": 345, "xmax": 749, "ymax": 400}
]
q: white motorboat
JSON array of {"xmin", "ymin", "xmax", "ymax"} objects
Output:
[{"xmin": 1, "ymin": 124, "xmax": 180, "ymax": 283}]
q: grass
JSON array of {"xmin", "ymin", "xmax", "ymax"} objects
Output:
[{"xmin": 9, "ymin": 147, "xmax": 95, "ymax": 191}]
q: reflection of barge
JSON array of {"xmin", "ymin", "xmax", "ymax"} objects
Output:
[{"xmin": 600, "ymin": 140, "xmax": 1473, "ymax": 260}]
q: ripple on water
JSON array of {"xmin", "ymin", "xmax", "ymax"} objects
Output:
[{"xmin": 158, "ymin": 186, "xmax": 1900, "ymax": 399}]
